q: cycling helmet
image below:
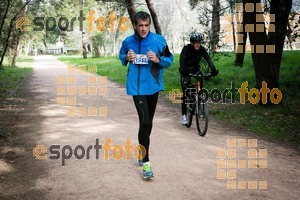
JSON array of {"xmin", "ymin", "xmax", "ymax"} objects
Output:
[{"xmin": 190, "ymin": 33, "xmax": 203, "ymax": 43}]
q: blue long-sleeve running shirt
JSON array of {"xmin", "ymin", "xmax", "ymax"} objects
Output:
[{"xmin": 119, "ymin": 32, "xmax": 174, "ymax": 95}]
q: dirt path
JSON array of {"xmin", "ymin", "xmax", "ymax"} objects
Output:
[{"xmin": 0, "ymin": 55, "xmax": 299, "ymax": 200}]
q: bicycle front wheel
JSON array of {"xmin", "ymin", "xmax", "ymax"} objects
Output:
[{"xmin": 196, "ymin": 96, "xmax": 208, "ymax": 136}]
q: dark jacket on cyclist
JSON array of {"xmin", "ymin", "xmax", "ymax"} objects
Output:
[
  {"xmin": 179, "ymin": 44, "xmax": 217, "ymax": 76},
  {"xmin": 179, "ymin": 33, "xmax": 218, "ymax": 125}
]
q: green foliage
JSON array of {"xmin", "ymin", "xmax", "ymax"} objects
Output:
[
  {"xmin": 0, "ymin": 56, "xmax": 32, "ymax": 98},
  {"xmin": 0, "ymin": 0, "xmax": 24, "ymax": 62}
]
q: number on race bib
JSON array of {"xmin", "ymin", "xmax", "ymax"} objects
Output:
[{"xmin": 133, "ymin": 54, "xmax": 148, "ymax": 65}]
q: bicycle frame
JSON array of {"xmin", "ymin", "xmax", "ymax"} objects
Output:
[
  {"xmin": 186, "ymin": 75, "xmax": 204, "ymax": 107},
  {"xmin": 191, "ymin": 78, "xmax": 202, "ymax": 120},
  {"xmin": 185, "ymin": 72, "xmax": 211, "ymax": 136}
]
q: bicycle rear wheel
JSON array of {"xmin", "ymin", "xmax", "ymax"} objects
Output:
[
  {"xmin": 196, "ymin": 95, "xmax": 208, "ymax": 136},
  {"xmin": 185, "ymin": 96, "xmax": 193, "ymax": 128}
]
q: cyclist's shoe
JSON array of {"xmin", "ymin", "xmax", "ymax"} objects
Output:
[
  {"xmin": 181, "ymin": 115, "xmax": 187, "ymax": 125},
  {"xmin": 143, "ymin": 162, "xmax": 154, "ymax": 179},
  {"xmin": 137, "ymin": 149, "xmax": 143, "ymax": 167}
]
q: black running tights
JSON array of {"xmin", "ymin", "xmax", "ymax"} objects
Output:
[{"xmin": 133, "ymin": 92, "xmax": 159, "ymax": 162}]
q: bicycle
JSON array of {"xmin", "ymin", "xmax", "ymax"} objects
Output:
[{"xmin": 185, "ymin": 71, "xmax": 212, "ymax": 136}]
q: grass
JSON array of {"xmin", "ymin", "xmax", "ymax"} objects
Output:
[
  {"xmin": 0, "ymin": 57, "xmax": 33, "ymax": 138},
  {"xmin": 59, "ymin": 56, "xmax": 127, "ymax": 85},
  {"xmin": 0, "ymin": 57, "xmax": 33, "ymax": 99},
  {"xmin": 58, "ymin": 51, "xmax": 300, "ymax": 146}
]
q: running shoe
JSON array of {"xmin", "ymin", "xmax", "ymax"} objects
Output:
[
  {"xmin": 138, "ymin": 149, "xmax": 143, "ymax": 167},
  {"xmin": 180, "ymin": 115, "xmax": 187, "ymax": 125},
  {"xmin": 143, "ymin": 163, "xmax": 154, "ymax": 179}
]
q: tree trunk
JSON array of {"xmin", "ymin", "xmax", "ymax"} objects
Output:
[
  {"xmin": 171, "ymin": 34, "xmax": 175, "ymax": 53},
  {"xmin": 113, "ymin": 32, "xmax": 116, "ymax": 56},
  {"xmin": 0, "ymin": 0, "xmax": 31, "ymax": 68},
  {"xmin": 43, "ymin": 35, "xmax": 47, "ymax": 49},
  {"xmin": 210, "ymin": 0, "xmax": 220, "ymax": 52},
  {"xmin": 125, "ymin": 0, "xmax": 136, "ymax": 26},
  {"xmin": 82, "ymin": 42, "xmax": 88, "ymax": 59},
  {"xmin": 145, "ymin": 0, "xmax": 162, "ymax": 35},
  {"xmin": 268, "ymin": 0, "xmax": 293, "ymax": 83},
  {"xmin": 18, "ymin": 44, "xmax": 23, "ymax": 56},
  {"xmin": 92, "ymin": 40, "xmax": 100, "ymax": 58},
  {"xmin": 244, "ymin": 0, "xmax": 292, "ymax": 105},
  {"xmin": 12, "ymin": 2, "xmax": 27, "ymax": 67},
  {"xmin": 103, "ymin": 45, "xmax": 106, "ymax": 56},
  {"xmin": 245, "ymin": 0, "xmax": 268, "ymax": 86},
  {"xmin": 0, "ymin": 18, "xmax": 15, "ymax": 68},
  {"xmin": 234, "ymin": 0, "xmax": 247, "ymax": 67},
  {"xmin": 0, "ymin": 0, "xmax": 11, "ymax": 38},
  {"xmin": 95, "ymin": 46, "xmax": 100, "ymax": 57},
  {"xmin": 229, "ymin": 0, "xmax": 236, "ymax": 52},
  {"xmin": 11, "ymin": 31, "xmax": 21, "ymax": 67},
  {"xmin": 113, "ymin": 8, "xmax": 126, "ymax": 55},
  {"xmin": 24, "ymin": 40, "xmax": 31, "ymax": 56}
]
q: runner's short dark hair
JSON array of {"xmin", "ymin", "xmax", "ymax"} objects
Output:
[{"xmin": 133, "ymin": 11, "xmax": 151, "ymax": 25}]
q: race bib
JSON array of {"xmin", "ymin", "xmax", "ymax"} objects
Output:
[{"xmin": 133, "ymin": 54, "xmax": 148, "ymax": 64}]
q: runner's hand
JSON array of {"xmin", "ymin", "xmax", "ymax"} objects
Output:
[
  {"xmin": 147, "ymin": 50, "xmax": 159, "ymax": 63},
  {"xmin": 126, "ymin": 49, "xmax": 136, "ymax": 61}
]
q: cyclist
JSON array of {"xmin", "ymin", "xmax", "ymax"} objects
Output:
[{"xmin": 179, "ymin": 33, "xmax": 219, "ymax": 125}]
